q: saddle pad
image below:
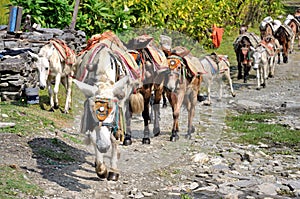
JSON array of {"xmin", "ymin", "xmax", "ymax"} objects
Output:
[
  {"xmin": 280, "ymin": 24, "xmax": 294, "ymax": 40},
  {"xmin": 147, "ymin": 45, "xmax": 169, "ymax": 70},
  {"xmin": 233, "ymin": 32, "xmax": 261, "ymax": 51},
  {"xmin": 171, "ymin": 46, "xmax": 190, "ymax": 57},
  {"xmin": 202, "ymin": 56, "xmax": 219, "ymax": 74},
  {"xmin": 284, "ymin": 15, "xmax": 300, "ymax": 30},
  {"xmin": 183, "ymin": 54, "xmax": 207, "ymax": 75},
  {"xmin": 50, "ymin": 39, "xmax": 76, "ymax": 75},
  {"xmin": 97, "ymin": 35, "xmax": 141, "ymax": 80}
]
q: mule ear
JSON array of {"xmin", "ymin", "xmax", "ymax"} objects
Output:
[
  {"xmin": 73, "ymin": 79, "xmax": 98, "ymax": 98},
  {"xmin": 28, "ymin": 51, "xmax": 39, "ymax": 62}
]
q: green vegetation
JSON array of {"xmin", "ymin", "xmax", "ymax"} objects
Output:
[
  {"xmin": 0, "ymin": 165, "xmax": 44, "ymax": 199},
  {"xmin": 180, "ymin": 194, "xmax": 193, "ymax": 199},
  {"xmin": 3, "ymin": 0, "xmax": 287, "ymax": 47},
  {"xmin": 226, "ymin": 112, "xmax": 300, "ymax": 146},
  {"xmin": 0, "ymin": 0, "xmax": 10, "ymax": 25},
  {"xmin": 0, "ymin": 84, "xmax": 83, "ymax": 138}
]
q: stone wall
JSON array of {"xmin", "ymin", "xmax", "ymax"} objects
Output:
[{"xmin": 0, "ymin": 25, "xmax": 87, "ymax": 101}]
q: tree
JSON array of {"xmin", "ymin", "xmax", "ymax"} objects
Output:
[{"xmin": 70, "ymin": 0, "xmax": 80, "ymax": 30}]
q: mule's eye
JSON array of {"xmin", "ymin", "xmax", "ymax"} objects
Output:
[{"xmin": 45, "ymin": 67, "xmax": 49, "ymax": 70}]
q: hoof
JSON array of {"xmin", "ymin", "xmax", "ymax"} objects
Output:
[
  {"xmin": 123, "ymin": 135, "xmax": 132, "ymax": 146},
  {"xmin": 49, "ymin": 107, "xmax": 55, "ymax": 112},
  {"xmin": 237, "ymin": 75, "xmax": 242, "ymax": 80},
  {"xmin": 262, "ymin": 83, "xmax": 266, "ymax": 88},
  {"xmin": 142, "ymin": 137, "xmax": 151, "ymax": 144},
  {"xmin": 203, "ymin": 101, "xmax": 211, "ymax": 106},
  {"xmin": 170, "ymin": 133, "xmax": 179, "ymax": 142},
  {"xmin": 54, "ymin": 104, "xmax": 59, "ymax": 109},
  {"xmin": 243, "ymin": 79, "xmax": 247, "ymax": 83},
  {"xmin": 232, "ymin": 93, "xmax": 236, "ymax": 97},
  {"xmin": 96, "ymin": 163, "xmax": 108, "ymax": 179},
  {"xmin": 153, "ymin": 127, "xmax": 160, "ymax": 137},
  {"xmin": 256, "ymin": 87, "xmax": 261, "ymax": 90},
  {"xmin": 197, "ymin": 95, "xmax": 206, "ymax": 102},
  {"xmin": 268, "ymin": 74, "xmax": 274, "ymax": 78},
  {"xmin": 185, "ymin": 134, "xmax": 192, "ymax": 139},
  {"xmin": 107, "ymin": 171, "xmax": 119, "ymax": 181}
]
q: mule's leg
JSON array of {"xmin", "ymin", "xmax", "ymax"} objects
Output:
[
  {"xmin": 64, "ymin": 75, "xmax": 73, "ymax": 113},
  {"xmin": 90, "ymin": 131, "xmax": 108, "ymax": 179},
  {"xmin": 262, "ymin": 62, "xmax": 267, "ymax": 88},
  {"xmin": 256, "ymin": 67, "xmax": 261, "ymax": 90},
  {"xmin": 237, "ymin": 60, "xmax": 243, "ymax": 80},
  {"xmin": 123, "ymin": 101, "xmax": 133, "ymax": 146},
  {"xmin": 243, "ymin": 64, "xmax": 250, "ymax": 83},
  {"xmin": 167, "ymin": 91, "xmax": 184, "ymax": 142},
  {"xmin": 60, "ymin": 76, "xmax": 72, "ymax": 113},
  {"xmin": 142, "ymin": 86, "xmax": 151, "ymax": 144},
  {"xmin": 47, "ymin": 79, "xmax": 55, "ymax": 112},
  {"xmin": 290, "ymin": 35, "xmax": 295, "ymax": 54},
  {"xmin": 185, "ymin": 90, "xmax": 197, "ymax": 139},
  {"xmin": 283, "ymin": 42, "xmax": 289, "ymax": 63},
  {"xmin": 224, "ymin": 69, "xmax": 236, "ymax": 97},
  {"xmin": 107, "ymin": 134, "xmax": 119, "ymax": 181},
  {"xmin": 162, "ymin": 90, "xmax": 167, "ymax": 108},
  {"xmin": 268, "ymin": 56, "xmax": 275, "ymax": 78},
  {"xmin": 152, "ymin": 85, "xmax": 163, "ymax": 137},
  {"xmin": 203, "ymin": 77, "xmax": 212, "ymax": 105},
  {"xmin": 53, "ymin": 73, "xmax": 61, "ymax": 109},
  {"xmin": 277, "ymin": 52, "xmax": 281, "ymax": 64}
]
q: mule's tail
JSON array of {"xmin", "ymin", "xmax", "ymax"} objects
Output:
[{"xmin": 129, "ymin": 93, "xmax": 144, "ymax": 114}]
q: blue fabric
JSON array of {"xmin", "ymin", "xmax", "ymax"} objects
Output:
[{"xmin": 9, "ymin": 6, "xmax": 18, "ymax": 32}]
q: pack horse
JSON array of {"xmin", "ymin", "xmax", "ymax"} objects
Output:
[
  {"xmin": 29, "ymin": 39, "xmax": 76, "ymax": 113},
  {"xmin": 74, "ymin": 31, "xmax": 143, "ymax": 181}
]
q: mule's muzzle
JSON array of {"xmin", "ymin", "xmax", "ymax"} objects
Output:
[{"xmin": 39, "ymin": 85, "xmax": 45, "ymax": 90}]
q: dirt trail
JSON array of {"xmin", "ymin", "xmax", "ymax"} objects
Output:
[{"xmin": 1, "ymin": 48, "xmax": 300, "ymax": 198}]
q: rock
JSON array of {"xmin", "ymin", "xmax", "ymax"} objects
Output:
[
  {"xmin": 257, "ymin": 183, "xmax": 279, "ymax": 195},
  {"xmin": 231, "ymin": 179, "xmax": 258, "ymax": 188},
  {"xmin": 142, "ymin": 192, "xmax": 153, "ymax": 197},
  {"xmin": 287, "ymin": 180, "xmax": 300, "ymax": 191},
  {"xmin": 189, "ymin": 182, "xmax": 199, "ymax": 190},
  {"xmin": 191, "ymin": 153, "xmax": 209, "ymax": 164},
  {"xmin": 242, "ymin": 151, "xmax": 254, "ymax": 162}
]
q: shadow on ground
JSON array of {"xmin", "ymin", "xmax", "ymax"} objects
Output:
[{"xmin": 28, "ymin": 137, "xmax": 97, "ymax": 192}]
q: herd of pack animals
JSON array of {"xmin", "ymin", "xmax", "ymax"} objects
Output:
[{"xmin": 28, "ymin": 9, "xmax": 300, "ymax": 181}]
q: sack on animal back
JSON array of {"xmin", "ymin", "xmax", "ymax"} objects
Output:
[
  {"xmin": 280, "ymin": 24, "xmax": 295, "ymax": 40},
  {"xmin": 126, "ymin": 35, "xmax": 153, "ymax": 50},
  {"xmin": 183, "ymin": 54, "xmax": 207, "ymax": 75},
  {"xmin": 171, "ymin": 46, "xmax": 190, "ymax": 57},
  {"xmin": 129, "ymin": 93, "xmax": 144, "ymax": 114},
  {"xmin": 160, "ymin": 35, "xmax": 172, "ymax": 51},
  {"xmin": 233, "ymin": 32, "xmax": 261, "ymax": 51}
]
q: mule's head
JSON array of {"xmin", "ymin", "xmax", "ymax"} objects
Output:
[
  {"xmin": 165, "ymin": 56, "xmax": 184, "ymax": 92},
  {"xmin": 252, "ymin": 46, "xmax": 265, "ymax": 69},
  {"xmin": 28, "ymin": 51, "xmax": 50, "ymax": 90}
]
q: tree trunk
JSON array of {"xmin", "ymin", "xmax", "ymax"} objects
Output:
[{"xmin": 70, "ymin": 0, "xmax": 80, "ymax": 30}]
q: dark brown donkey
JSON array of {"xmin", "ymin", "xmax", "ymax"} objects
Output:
[
  {"xmin": 233, "ymin": 32, "xmax": 261, "ymax": 83},
  {"xmin": 124, "ymin": 35, "xmax": 169, "ymax": 145}
]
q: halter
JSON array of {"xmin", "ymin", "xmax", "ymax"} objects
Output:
[
  {"xmin": 166, "ymin": 55, "xmax": 186, "ymax": 84},
  {"xmin": 93, "ymin": 95, "xmax": 123, "ymax": 137}
]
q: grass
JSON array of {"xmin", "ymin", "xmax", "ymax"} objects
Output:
[
  {"xmin": 0, "ymin": 0, "xmax": 10, "ymax": 25},
  {"xmin": 0, "ymin": 85, "xmax": 83, "ymax": 136},
  {"xmin": 0, "ymin": 165, "xmax": 44, "ymax": 199},
  {"xmin": 226, "ymin": 112, "xmax": 300, "ymax": 147}
]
